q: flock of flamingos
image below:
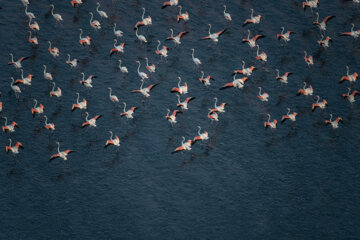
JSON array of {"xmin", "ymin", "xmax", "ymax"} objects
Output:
[{"xmin": 2, "ymin": 0, "xmax": 360, "ymax": 164}]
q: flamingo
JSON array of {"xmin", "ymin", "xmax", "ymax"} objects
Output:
[
  {"xmin": 191, "ymin": 48, "xmax": 201, "ymax": 66},
  {"xmin": 28, "ymin": 31, "xmax": 38, "ymax": 45},
  {"xmin": 199, "ymin": 71, "xmax": 214, "ymax": 86},
  {"xmin": 172, "ymin": 136, "xmax": 192, "ymax": 153},
  {"xmin": 43, "ymin": 65, "xmax": 53, "ymax": 81},
  {"xmin": 10, "ymin": 78, "xmax": 21, "ymax": 98},
  {"xmin": 48, "ymin": 41, "xmax": 59, "ymax": 57},
  {"xmin": 176, "ymin": 94, "xmax": 195, "ymax": 111},
  {"xmin": 108, "ymin": 88, "xmax": 119, "ymax": 103},
  {"xmin": 5, "ymin": 139, "xmax": 23, "ymax": 155},
  {"xmin": 79, "ymin": 28, "xmax": 91, "ymax": 46},
  {"xmin": 317, "ymin": 35, "xmax": 332, "ymax": 48},
  {"xmin": 275, "ymin": 69, "xmax": 292, "ymax": 84},
  {"xmin": 201, "ymin": 24, "xmax": 226, "ymax": 43},
  {"xmin": 113, "ymin": 23, "xmax": 123, "ymax": 38},
  {"xmin": 264, "ymin": 114, "xmax": 277, "ymax": 129},
  {"xmin": 313, "ymin": 13, "xmax": 335, "ymax": 32},
  {"xmin": 257, "ymin": 87, "xmax": 269, "ymax": 102},
  {"xmin": 312, "ymin": 95, "xmax": 328, "ymax": 111},
  {"xmin": 242, "ymin": 29, "xmax": 263, "ymax": 48},
  {"xmin": 15, "ymin": 69, "xmax": 33, "ymax": 85},
  {"xmin": 72, "ymin": 93, "xmax": 87, "ymax": 111},
  {"xmin": 43, "ymin": 115, "xmax": 55, "ymax": 131},
  {"xmin": 2, "ymin": 117, "xmax": 19, "ymax": 133},
  {"xmin": 243, "ymin": 9, "xmax": 261, "ymax": 26},
  {"xmin": 162, "ymin": 0, "xmax": 179, "ymax": 9},
  {"xmin": 340, "ymin": 23, "xmax": 360, "ymax": 38},
  {"xmin": 118, "ymin": 60, "xmax": 128, "ymax": 73},
  {"xmin": 220, "ymin": 74, "xmax": 248, "ymax": 90},
  {"xmin": 233, "ymin": 60, "xmax": 256, "ymax": 76},
  {"xmin": 8, "ymin": 53, "xmax": 28, "ymax": 69},
  {"xmin": 304, "ymin": 51, "xmax": 313, "ymax": 67},
  {"xmin": 281, "ymin": 108, "xmax": 298, "ymax": 123},
  {"xmin": 302, "ymin": 0, "xmax": 319, "ymax": 11},
  {"xmin": 80, "ymin": 72, "xmax": 97, "ymax": 88},
  {"xmin": 340, "ymin": 66, "xmax": 358, "ymax": 83},
  {"xmin": 110, "ymin": 39, "xmax": 125, "ymax": 56},
  {"xmin": 24, "ymin": 5, "xmax": 35, "ymax": 19},
  {"xmin": 145, "ymin": 57, "xmax": 156, "ymax": 73},
  {"xmin": 297, "ymin": 82, "xmax": 314, "ymax": 96},
  {"xmin": 255, "ymin": 44, "xmax": 267, "ymax": 62},
  {"xmin": 208, "ymin": 109, "xmax": 219, "ymax": 121},
  {"xmin": 49, "ymin": 82, "xmax": 62, "ymax": 98},
  {"xmin": 166, "ymin": 28, "xmax": 188, "ymax": 45},
  {"xmin": 325, "ymin": 114, "xmax": 343, "ymax": 129},
  {"xmin": 210, "ymin": 97, "xmax": 226, "ymax": 113},
  {"xmin": 171, "ymin": 77, "xmax": 188, "ymax": 94},
  {"xmin": 177, "ymin": 5, "xmax": 189, "ymax": 23},
  {"xmin": 165, "ymin": 109, "xmax": 181, "ymax": 124},
  {"xmin": 50, "ymin": 4, "xmax": 63, "ymax": 22},
  {"xmin": 49, "ymin": 141, "xmax": 74, "ymax": 162},
  {"xmin": 66, "ymin": 54, "xmax": 78, "ymax": 67},
  {"xmin": 105, "ymin": 131, "xmax": 120, "ymax": 148},
  {"xmin": 223, "ymin": 5, "xmax": 232, "ymax": 21},
  {"xmin": 96, "ymin": 2, "xmax": 108, "ymax": 18},
  {"xmin": 132, "ymin": 79, "xmax": 158, "ymax": 98},
  {"xmin": 82, "ymin": 112, "xmax": 102, "ymax": 128},
  {"xmin": 120, "ymin": 102, "xmax": 136, "ymax": 119},
  {"xmin": 135, "ymin": 27, "xmax": 147, "ymax": 43},
  {"xmin": 193, "ymin": 126, "xmax": 209, "ymax": 143},
  {"xmin": 134, "ymin": 8, "xmax": 152, "ymax": 29},
  {"xmin": 89, "ymin": 12, "xmax": 101, "ymax": 30},
  {"xmin": 136, "ymin": 60, "xmax": 148, "ymax": 80},
  {"xmin": 155, "ymin": 40, "xmax": 168, "ymax": 60},
  {"xmin": 31, "ymin": 99, "xmax": 44, "ymax": 117},
  {"xmin": 71, "ymin": 0, "xmax": 83, "ymax": 7},
  {"xmin": 277, "ymin": 27, "xmax": 295, "ymax": 42},
  {"xmin": 28, "ymin": 18, "xmax": 40, "ymax": 31},
  {"xmin": 343, "ymin": 88, "xmax": 359, "ymax": 104}
]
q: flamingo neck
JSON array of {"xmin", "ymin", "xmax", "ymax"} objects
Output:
[
  {"xmin": 33, "ymin": 100, "xmax": 37, "ymax": 108},
  {"xmin": 76, "ymin": 93, "xmax": 80, "ymax": 104},
  {"xmin": 52, "ymin": 83, "xmax": 55, "ymax": 92},
  {"xmin": 142, "ymin": 8, "xmax": 145, "ymax": 20},
  {"xmin": 198, "ymin": 127, "xmax": 201, "ymax": 135},
  {"xmin": 90, "ymin": 13, "xmax": 93, "ymax": 23},
  {"xmin": 208, "ymin": 25, "xmax": 211, "ymax": 35},
  {"xmin": 157, "ymin": 42, "xmax": 161, "ymax": 51},
  {"xmin": 57, "ymin": 142, "xmax": 60, "ymax": 153},
  {"xmin": 140, "ymin": 80, "xmax": 144, "ymax": 90}
]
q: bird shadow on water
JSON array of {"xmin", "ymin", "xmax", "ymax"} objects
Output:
[{"xmin": 104, "ymin": 152, "xmax": 121, "ymax": 168}]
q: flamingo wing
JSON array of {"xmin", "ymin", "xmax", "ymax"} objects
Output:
[
  {"xmin": 18, "ymin": 57, "xmax": 29, "ymax": 63},
  {"xmin": 220, "ymin": 83, "xmax": 234, "ymax": 90},
  {"xmin": 93, "ymin": 115, "xmax": 102, "ymax": 120},
  {"xmin": 147, "ymin": 83, "xmax": 159, "ymax": 91},
  {"xmin": 323, "ymin": 15, "xmax": 335, "ymax": 23},
  {"xmin": 81, "ymin": 121, "xmax": 90, "ymax": 128},
  {"xmin": 252, "ymin": 35, "xmax": 264, "ymax": 41},
  {"xmin": 216, "ymin": 29, "xmax": 226, "ymax": 36},
  {"xmin": 172, "ymin": 146, "xmax": 185, "ymax": 153},
  {"xmin": 184, "ymin": 97, "xmax": 195, "ymax": 103},
  {"xmin": 49, "ymin": 153, "xmax": 60, "ymax": 162},
  {"xmin": 178, "ymin": 31, "xmax": 189, "ymax": 38}
]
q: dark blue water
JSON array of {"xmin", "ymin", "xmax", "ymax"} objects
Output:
[{"xmin": 1, "ymin": 0, "xmax": 360, "ymax": 239}]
